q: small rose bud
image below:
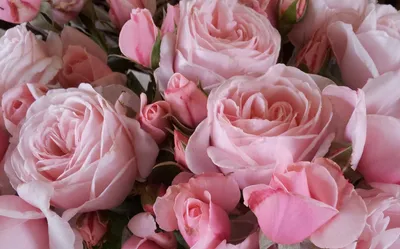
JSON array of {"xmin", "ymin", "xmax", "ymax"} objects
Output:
[
  {"xmin": 2, "ymin": 83, "xmax": 48, "ymax": 135},
  {"xmin": 296, "ymin": 28, "xmax": 330, "ymax": 74},
  {"xmin": 119, "ymin": 8, "xmax": 159, "ymax": 68},
  {"xmin": 279, "ymin": 0, "xmax": 307, "ymax": 20},
  {"xmin": 107, "ymin": 0, "xmax": 157, "ymax": 29},
  {"xmin": 76, "ymin": 211, "xmax": 108, "ymax": 248},
  {"xmin": 278, "ymin": 0, "xmax": 308, "ymax": 35},
  {"xmin": 137, "ymin": 93, "xmax": 171, "ymax": 144},
  {"xmin": 174, "ymin": 130, "xmax": 189, "ymax": 168},
  {"xmin": 164, "ymin": 73, "xmax": 208, "ymax": 128}
]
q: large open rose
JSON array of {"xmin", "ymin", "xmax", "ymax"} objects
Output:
[
  {"xmin": 4, "ymin": 84, "xmax": 158, "ymax": 216},
  {"xmin": 155, "ymin": 0, "xmax": 280, "ymax": 91},
  {"xmin": 328, "ymin": 3, "xmax": 400, "ymax": 89},
  {"xmin": 186, "ymin": 64, "xmax": 334, "ymax": 188}
]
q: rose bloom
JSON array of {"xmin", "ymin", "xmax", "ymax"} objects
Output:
[
  {"xmin": 155, "ymin": 0, "xmax": 281, "ymax": 92},
  {"xmin": 288, "ymin": 0, "xmax": 368, "ymax": 48},
  {"xmin": 325, "ymin": 69, "xmax": 400, "ymax": 184},
  {"xmin": 4, "ymin": 84, "xmax": 159, "ymax": 215},
  {"xmin": 1, "ymin": 83, "xmax": 48, "ymax": 135},
  {"xmin": 347, "ymin": 183, "xmax": 400, "ymax": 249},
  {"xmin": 243, "ymin": 158, "xmax": 367, "ymax": 248},
  {"xmin": 328, "ymin": 3, "xmax": 400, "ymax": 89},
  {"xmin": 76, "ymin": 212, "xmax": 108, "ymax": 248},
  {"xmin": 0, "ymin": 25, "xmax": 61, "ymax": 98},
  {"xmin": 186, "ymin": 64, "xmax": 334, "ymax": 188},
  {"xmin": 0, "ymin": 182, "xmax": 83, "ymax": 249},
  {"xmin": 153, "ymin": 173, "xmax": 241, "ymax": 248},
  {"xmin": 59, "ymin": 27, "xmax": 127, "ymax": 88}
]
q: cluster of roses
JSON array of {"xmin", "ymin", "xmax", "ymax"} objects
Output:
[{"xmin": 0, "ymin": 0, "xmax": 400, "ymax": 249}]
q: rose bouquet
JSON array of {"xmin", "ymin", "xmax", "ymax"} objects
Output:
[{"xmin": 0, "ymin": 0, "xmax": 399, "ymax": 248}]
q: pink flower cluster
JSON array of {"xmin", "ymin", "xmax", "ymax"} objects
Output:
[{"xmin": 0, "ymin": 0, "xmax": 399, "ymax": 248}]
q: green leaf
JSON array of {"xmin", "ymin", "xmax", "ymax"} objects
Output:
[
  {"xmin": 151, "ymin": 31, "xmax": 162, "ymax": 70},
  {"xmin": 174, "ymin": 231, "xmax": 190, "ymax": 249},
  {"xmin": 145, "ymin": 74, "xmax": 157, "ymax": 103},
  {"xmin": 96, "ymin": 211, "xmax": 130, "ymax": 249}
]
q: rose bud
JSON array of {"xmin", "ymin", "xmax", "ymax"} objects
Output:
[
  {"xmin": 0, "ymin": 0, "xmax": 41, "ymax": 23},
  {"xmin": 279, "ymin": 0, "xmax": 308, "ymax": 35},
  {"xmin": 296, "ymin": 28, "xmax": 330, "ymax": 74},
  {"xmin": 107, "ymin": 0, "xmax": 157, "ymax": 29},
  {"xmin": 2, "ymin": 83, "xmax": 48, "ymax": 135},
  {"xmin": 137, "ymin": 93, "xmax": 171, "ymax": 144},
  {"xmin": 119, "ymin": 8, "xmax": 159, "ymax": 68},
  {"xmin": 279, "ymin": 0, "xmax": 307, "ymax": 20},
  {"xmin": 174, "ymin": 130, "xmax": 189, "ymax": 168},
  {"xmin": 77, "ymin": 211, "xmax": 108, "ymax": 248},
  {"xmin": 164, "ymin": 73, "xmax": 207, "ymax": 128}
]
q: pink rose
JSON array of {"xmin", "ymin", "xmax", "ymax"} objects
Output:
[
  {"xmin": 123, "ymin": 212, "xmax": 176, "ymax": 249},
  {"xmin": 107, "ymin": 0, "xmax": 156, "ymax": 29},
  {"xmin": 0, "ymin": 25, "xmax": 61, "ymax": 98},
  {"xmin": 164, "ymin": 73, "xmax": 207, "ymax": 128},
  {"xmin": 186, "ymin": 64, "xmax": 334, "ymax": 188},
  {"xmin": 296, "ymin": 28, "xmax": 330, "ymax": 74},
  {"xmin": 327, "ymin": 4, "xmax": 400, "ymax": 89},
  {"xmin": 77, "ymin": 212, "xmax": 108, "ymax": 248},
  {"xmin": 49, "ymin": 0, "xmax": 86, "ymax": 25},
  {"xmin": 59, "ymin": 27, "xmax": 127, "ymax": 88},
  {"xmin": 119, "ymin": 8, "xmax": 159, "ymax": 68},
  {"xmin": 0, "ymin": 0, "xmax": 41, "ymax": 23},
  {"xmin": 161, "ymin": 4, "xmax": 180, "ymax": 35},
  {"xmin": 138, "ymin": 93, "xmax": 171, "ymax": 144},
  {"xmin": 243, "ymin": 158, "xmax": 367, "ymax": 248},
  {"xmin": 153, "ymin": 173, "xmax": 241, "ymax": 248},
  {"xmin": 239, "ymin": 0, "xmax": 279, "ymax": 27},
  {"xmin": 324, "ymin": 70, "xmax": 400, "ymax": 184},
  {"xmin": 0, "ymin": 181, "xmax": 83, "ymax": 249},
  {"xmin": 1, "ymin": 83, "xmax": 48, "ymax": 135},
  {"xmin": 4, "ymin": 84, "xmax": 159, "ymax": 216},
  {"xmin": 349, "ymin": 183, "xmax": 400, "ymax": 249},
  {"xmin": 174, "ymin": 130, "xmax": 189, "ymax": 168},
  {"xmin": 155, "ymin": 0, "xmax": 281, "ymax": 91},
  {"xmin": 288, "ymin": 0, "xmax": 368, "ymax": 48}
]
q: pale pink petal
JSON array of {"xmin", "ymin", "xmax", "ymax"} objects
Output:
[
  {"xmin": 186, "ymin": 120, "xmax": 220, "ymax": 174},
  {"xmin": 327, "ymin": 21, "xmax": 379, "ymax": 89},
  {"xmin": 243, "ymin": 184, "xmax": 338, "ymax": 244},
  {"xmin": 128, "ymin": 212, "xmax": 157, "ymax": 238},
  {"xmin": 358, "ymin": 115, "xmax": 400, "ymax": 184},
  {"xmin": 61, "ymin": 26, "xmax": 107, "ymax": 62}
]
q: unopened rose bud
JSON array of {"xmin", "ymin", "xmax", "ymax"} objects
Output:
[
  {"xmin": 174, "ymin": 130, "xmax": 189, "ymax": 168},
  {"xmin": 279, "ymin": 0, "xmax": 308, "ymax": 35},
  {"xmin": 0, "ymin": 0, "xmax": 41, "ymax": 23},
  {"xmin": 76, "ymin": 211, "xmax": 108, "ymax": 248},
  {"xmin": 119, "ymin": 8, "xmax": 159, "ymax": 68},
  {"xmin": 137, "ymin": 93, "xmax": 171, "ymax": 144},
  {"xmin": 296, "ymin": 28, "xmax": 330, "ymax": 74},
  {"xmin": 164, "ymin": 73, "xmax": 208, "ymax": 128}
]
